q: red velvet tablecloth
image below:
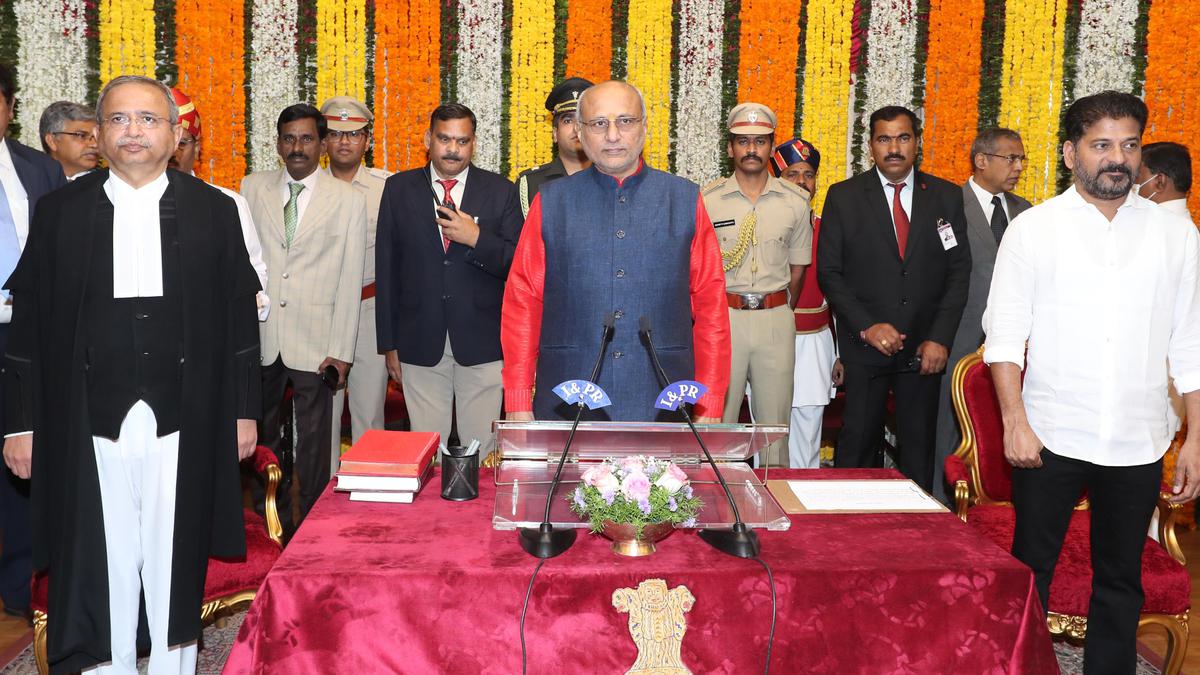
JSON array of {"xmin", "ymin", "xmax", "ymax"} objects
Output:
[{"xmin": 225, "ymin": 469, "xmax": 1057, "ymax": 674}]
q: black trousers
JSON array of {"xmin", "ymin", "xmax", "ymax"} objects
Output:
[
  {"xmin": 255, "ymin": 358, "xmax": 333, "ymax": 536},
  {"xmin": 0, "ymin": 323, "xmax": 31, "ymax": 612},
  {"xmin": 1012, "ymin": 449, "xmax": 1162, "ymax": 675},
  {"xmin": 835, "ymin": 361, "xmax": 941, "ymax": 492}
]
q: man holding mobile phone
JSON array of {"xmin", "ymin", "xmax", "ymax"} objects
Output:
[{"xmin": 375, "ymin": 104, "xmax": 523, "ymax": 456}]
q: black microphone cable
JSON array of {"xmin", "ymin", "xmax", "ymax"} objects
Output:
[
  {"xmin": 751, "ymin": 556, "xmax": 777, "ymax": 674},
  {"xmin": 519, "ymin": 558, "xmax": 546, "ymax": 675}
]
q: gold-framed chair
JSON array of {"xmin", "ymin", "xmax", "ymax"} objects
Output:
[
  {"xmin": 945, "ymin": 348, "xmax": 1190, "ymax": 674},
  {"xmin": 30, "ymin": 445, "xmax": 283, "ymax": 674}
]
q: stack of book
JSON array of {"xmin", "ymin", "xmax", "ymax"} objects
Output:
[{"xmin": 335, "ymin": 430, "xmax": 439, "ymax": 503}]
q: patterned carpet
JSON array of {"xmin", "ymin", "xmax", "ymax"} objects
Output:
[{"xmin": 0, "ymin": 610, "xmax": 1167, "ymax": 674}]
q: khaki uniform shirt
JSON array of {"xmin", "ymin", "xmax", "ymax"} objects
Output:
[
  {"xmin": 702, "ymin": 175, "xmax": 812, "ymax": 294},
  {"xmin": 331, "ymin": 165, "xmax": 389, "ymax": 286}
]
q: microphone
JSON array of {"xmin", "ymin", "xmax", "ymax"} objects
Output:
[
  {"xmin": 639, "ymin": 316, "xmax": 760, "ymax": 558},
  {"xmin": 518, "ymin": 312, "xmax": 616, "ymax": 558}
]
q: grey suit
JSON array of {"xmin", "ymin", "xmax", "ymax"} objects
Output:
[{"xmin": 932, "ymin": 180, "xmax": 1031, "ymax": 501}]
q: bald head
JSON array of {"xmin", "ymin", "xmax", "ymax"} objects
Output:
[{"xmin": 576, "ymin": 80, "xmax": 647, "ymax": 180}]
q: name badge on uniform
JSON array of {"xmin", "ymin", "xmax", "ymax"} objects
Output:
[
  {"xmin": 937, "ymin": 218, "xmax": 958, "ymax": 250},
  {"xmin": 713, "ymin": 219, "xmax": 736, "ymax": 229}
]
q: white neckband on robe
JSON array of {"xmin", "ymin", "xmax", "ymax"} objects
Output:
[{"xmin": 104, "ymin": 171, "xmax": 168, "ymax": 298}]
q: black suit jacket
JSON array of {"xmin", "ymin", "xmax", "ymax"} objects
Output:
[
  {"xmin": 7, "ymin": 137, "xmax": 66, "ymax": 208},
  {"xmin": 376, "ymin": 163, "xmax": 523, "ymax": 367},
  {"xmin": 817, "ymin": 168, "xmax": 971, "ymax": 367}
]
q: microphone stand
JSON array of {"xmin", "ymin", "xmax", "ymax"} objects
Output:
[
  {"xmin": 639, "ymin": 316, "xmax": 760, "ymax": 559},
  {"xmin": 518, "ymin": 313, "xmax": 616, "ymax": 558}
]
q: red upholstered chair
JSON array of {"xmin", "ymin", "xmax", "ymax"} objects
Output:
[
  {"xmin": 29, "ymin": 445, "xmax": 284, "ymax": 675},
  {"xmin": 945, "ymin": 348, "xmax": 1190, "ymax": 674}
]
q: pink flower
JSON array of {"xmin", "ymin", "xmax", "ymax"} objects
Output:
[
  {"xmin": 621, "ymin": 470, "xmax": 652, "ymax": 502},
  {"xmin": 654, "ymin": 463, "xmax": 689, "ymax": 494},
  {"xmin": 619, "ymin": 456, "xmax": 646, "ymax": 474},
  {"xmin": 581, "ymin": 466, "xmax": 619, "ymax": 494}
]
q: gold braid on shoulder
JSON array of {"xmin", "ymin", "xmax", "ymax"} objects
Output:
[{"xmin": 721, "ymin": 210, "xmax": 757, "ymax": 273}]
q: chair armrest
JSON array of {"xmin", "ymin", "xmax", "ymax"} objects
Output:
[
  {"xmin": 944, "ymin": 454, "xmax": 971, "ymax": 522},
  {"xmin": 248, "ymin": 445, "xmax": 284, "ymax": 547},
  {"xmin": 1157, "ymin": 489, "xmax": 1186, "ymax": 566}
]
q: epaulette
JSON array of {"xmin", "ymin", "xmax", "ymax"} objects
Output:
[
  {"xmin": 519, "ymin": 173, "xmax": 531, "ymax": 217},
  {"xmin": 775, "ymin": 178, "xmax": 812, "ymax": 202},
  {"xmin": 365, "ymin": 166, "xmax": 392, "ymax": 180},
  {"xmin": 701, "ymin": 176, "xmax": 728, "ymax": 195}
]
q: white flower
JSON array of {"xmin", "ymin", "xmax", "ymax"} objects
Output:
[
  {"xmin": 248, "ymin": 0, "xmax": 300, "ymax": 173},
  {"xmin": 857, "ymin": 0, "xmax": 920, "ymax": 171},
  {"xmin": 674, "ymin": 0, "xmax": 725, "ymax": 186},
  {"xmin": 456, "ymin": 0, "xmax": 504, "ymax": 173},
  {"xmin": 1073, "ymin": 0, "xmax": 1139, "ymax": 99},
  {"xmin": 13, "ymin": 0, "xmax": 89, "ymax": 149}
]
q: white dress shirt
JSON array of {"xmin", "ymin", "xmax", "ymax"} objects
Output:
[
  {"xmin": 875, "ymin": 167, "xmax": 913, "ymax": 237},
  {"xmin": 1159, "ymin": 198, "xmax": 1195, "ymax": 225},
  {"xmin": 968, "ymin": 176, "xmax": 1010, "ymax": 223},
  {"xmin": 983, "ymin": 186, "xmax": 1200, "ymax": 466},
  {"xmin": 430, "ymin": 164, "xmax": 469, "ymax": 244},
  {"xmin": 0, "ymin": 139, "xmax": 29, "ymax": 324},
  {"xmin": 200, "ymin": 174, "xmax": 271, "ymax": 320},
  {"xmin": 278, "ymin": 167, "xmax": 320, "ymax": 232},
  {"xmin": 105, "ymin": 171, "xmax": 168, "ymax": 298}
]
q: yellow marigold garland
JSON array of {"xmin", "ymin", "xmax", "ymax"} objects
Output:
[
  {"xmin": 800, "ymin": 0, "xmax": 854, "ymax": 213},
  {"xmin": 316, "ymin": 0, "xmax": 368, "ymax": 105},
  {"xmin": 99, "ymin": 0, "xmax": 157, "ymax": 83},
  {"xmin": 507, "ymin": 0, "xmax": 556, "ymax": 179},
  {"xmin": 997, "ymin": 0, "xmax": 1068, "ymax": 203},
  {"xmin": 625, "ymin": 0, "xmax": 673, "ymax": 170}
]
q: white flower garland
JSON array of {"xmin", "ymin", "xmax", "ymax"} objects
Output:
[
  {"xmin": 858, "ymin": 0, "xmax": 919, "ymax": 171},
  {"xmin": 1073, "ymin": 0, "xmax": 1139, "ymax": 98},
  {"xmin": 673, "ymin": 0, "xmax": 725, "ymax": 186},
  {"xmin": 248, "ymin": 0, "xmax": 299, "ymax": 173},
  {"xmin": 13, "ymin": 0, "xmax": 89, "ymax": 149},
  {"xmin": 456, "ymin": 0, "xmax": 504, "ymax": 173}
]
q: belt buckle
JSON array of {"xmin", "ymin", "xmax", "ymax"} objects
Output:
[{"xmin": 745, "ymin": 293, "xmax": 762, "ymax": 310}]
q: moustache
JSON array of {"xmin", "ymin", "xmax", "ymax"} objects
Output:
[
  {"xmin": 287, "ymin": 152, "xmax": 308, "ymax": 161},
  {"xmin": 115, "ymin": 138, "xmax": 151, "ymax": 149},
  {"xmin": 885, "ymin": 154, "xmax": 905, "ymax": 162},
  {"xmin": 441, "ymin": 155, "xmax": 462, "ymax": 162},
  {"xmin": 741, "ymin": 155, "xmax": 761, "ymax": 162},
  {"xmin": 1099, "ymin": 163, "xmax": 1131, "ymax": 177}
]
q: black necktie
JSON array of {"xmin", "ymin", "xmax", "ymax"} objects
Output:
[{"xmin": 990, "ymin": 195, "xmax": 1008, "ymax": 244}]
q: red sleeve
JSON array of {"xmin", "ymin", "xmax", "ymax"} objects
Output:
[
  {"xmin": 689, "ymin": 196, "xmax": 730, "ymax": 418},
  {"xmin": 500, "ymin": 194, "xmax": 545, "ymax": 413}
]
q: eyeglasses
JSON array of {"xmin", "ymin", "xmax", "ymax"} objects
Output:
[
  {"xmin": 327, "ymin": 129, "xmax": 368, "ymax": 142},
  {"xmin": 580, "ymin": 116, "xmax": 644, "ymax": 135},
  {"xmin": 102, "ymin": 113, "xmax": 169, "ymax": 129},
  {"xmin": 52, "ymin": 130, "xmax": 95, "ymax": 141},
  {"xmin": 982, "ymin": 153, "xmax": 1027, "ymax": 165},
  {"xmin": 279, "ymin": 134, "xmax": 317, "ymax": 146}
]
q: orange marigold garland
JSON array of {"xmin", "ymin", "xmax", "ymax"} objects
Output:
[
  {"xmin": 920, "ymin": 0, "xmax": 983, "ymax": 182},
  {"xmin": 1144, "ymin": 0, "xmax": 1200, "ymax": 218},
  {"xmin": 566, "ymin": 0, "xmax": 613, "ymax": 83},
  {"xmin": 175, "ymin": 0, "xmax": 247, "ymax": 189},
  {"xmin": 373, "ymin": 0, "xmax": 441, "ymax": 171},
  {"xmin": 736, "ymin": 0, "xmax": 802, "ymax": 139}
]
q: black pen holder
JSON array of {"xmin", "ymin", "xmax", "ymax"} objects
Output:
[{"xmin": 440, "ymin": 446, "xmax": 479, "ymax": 501}]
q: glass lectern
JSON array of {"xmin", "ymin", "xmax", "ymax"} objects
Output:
[{"xmin": 491, "ymin": 420, "xmax": 792, "ymax": 531}]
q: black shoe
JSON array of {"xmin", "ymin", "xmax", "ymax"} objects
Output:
[{"xmin": 3, "ymin": 605, "xmax": 33, "ymax": 627}]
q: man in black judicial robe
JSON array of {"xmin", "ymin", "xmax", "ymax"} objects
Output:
[{"xmin": 1, "ymin": 76, "xmax": 260, "ymax": 673}]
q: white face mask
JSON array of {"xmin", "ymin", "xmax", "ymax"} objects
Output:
[{"xmin": 1135, "ymin": 172, "xmax": 1160, "ymax": 201}]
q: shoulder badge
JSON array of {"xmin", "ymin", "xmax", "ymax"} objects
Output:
[
  {"xmin": 519, "ymin": 174, "xmax": 531, "ymax": 217},
  {"xmin": 366, "ymin": 166, "xmax": 392, "ymax": 180},
  {"xmin": 701, "ymin": 176, "xmax": 727, "ymax": 195}
]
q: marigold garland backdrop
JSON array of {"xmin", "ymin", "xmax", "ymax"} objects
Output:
[{"xmin": 3, "ymin": 0, "xmax": 1198, "ymax": 214}]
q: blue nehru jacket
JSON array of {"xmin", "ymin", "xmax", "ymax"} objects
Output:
[{"xmin": 532, "ymin": 164, "xmax": 700, "ymax": 421}]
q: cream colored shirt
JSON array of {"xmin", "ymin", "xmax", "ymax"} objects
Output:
[
  {"xmin": 331, "ymin": 165, "xmax": 388, "ymax": 285},
  {"xmin": 702, "ymin": 174, "xmax": 812, "ymax": 294}
]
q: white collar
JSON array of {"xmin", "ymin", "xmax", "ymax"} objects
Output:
[
  {"xmin": 876, "ymin": 166, "xmax": 915, "ymax": 190},
  {"xmin": 1159, "ymin": 198, "xmax": 1192, "ymax": 220},
  {"xmin": 280, "ymin": 167, "xmax": 320, "ymax": 192},
  {"xmin": 105, "ymin": 170, "xmax": 169, "ymax": 202},
  {"xmin": 430, "ymin": 164, "xmax": 469, "ymax": 185},
  {"xmin": 0, "ymin": 138, "xmax": 12, "ymax": 171}
]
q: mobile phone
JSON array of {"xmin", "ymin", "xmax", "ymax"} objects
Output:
[{"xmin": 321, "ymin": 365, "xmax": 340, "ymax": 390}]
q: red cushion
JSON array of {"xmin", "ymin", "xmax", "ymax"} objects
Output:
[
  {"xmin": 968, "ymin": 505, "xmax": 1191, "ymax": 616},
  {"xmin": 384, "ymin": 380, "xmax": 407, "ymax": 425},
  {"xmin": 960, "ymin": 362, "xmax": 1014, "ymax": 502},
  {"xmin": 31, "ymin": 570, "xmax": 47, "ymax": 613},
  {"xmin": 204, "ymin": 510, "xmax": 282, "ymax": 601},
  {"xmin": 944, "ymin": 453, "xmax": 970, "ymax": 486}
]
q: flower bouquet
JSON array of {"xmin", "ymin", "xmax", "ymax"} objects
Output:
[{"xmin": 568, "ymin": 456, "xmax": 703, "ymax": 556}]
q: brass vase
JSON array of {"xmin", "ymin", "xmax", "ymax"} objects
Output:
[{"xmin": 601, "ymin": 520, "xmax": 676, "ymax": 557}]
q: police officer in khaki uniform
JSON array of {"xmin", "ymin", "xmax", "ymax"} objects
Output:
[
  {"xmin": 703, "ymin": 103, "xmax": 812, "ymax": 466},
  {"xmin": 320, "ymin": 96, "xmax": 390, "ymax": 464},
  {"xmin": 515, "ymin": 77, "xmax": 593, "ymax": 217}
]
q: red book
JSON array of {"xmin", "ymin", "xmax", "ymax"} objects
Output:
[{"xmin": 337, "ymin": 430, "xmax": 439, "ymax": 477}]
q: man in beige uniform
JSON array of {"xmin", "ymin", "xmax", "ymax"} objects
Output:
[
  {"xmin": 702, "ymin": 103, "xmax": 812, "ymax": 466},
  {"xmin": 320, "ymin": 96, "xmax": 389, "ymax": 464}
]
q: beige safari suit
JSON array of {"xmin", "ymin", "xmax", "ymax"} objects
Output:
[
  {"xmin": 331, "ymin": 166, "xmax": 390, "ymax": 465},
  {"xmin": 703, "ymin": 175, "xmax": 812, "ymax": 466}
]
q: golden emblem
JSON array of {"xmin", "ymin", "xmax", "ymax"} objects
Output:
[{"xmin": 612, "ymin": 579, "xmax": 695, "ymax": 674}]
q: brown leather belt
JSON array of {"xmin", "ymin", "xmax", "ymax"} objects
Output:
[
  {"xmin": 726, "ymin": 290, "xmax": 788, "ymax": 310},
  {"xmin": 361, "ymin": 282, "xmax": 376, "ymax": 301}
]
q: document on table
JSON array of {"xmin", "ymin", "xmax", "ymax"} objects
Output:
[{"xmin": 768, "ymin": 479, "xmax": 947, "ymax": 514}]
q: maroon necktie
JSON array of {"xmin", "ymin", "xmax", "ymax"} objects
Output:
[
  {"xmin": 437, "ymin": 178, "xmax": 457, "ymax": 252},
  {"xmin": 889, "ymin": 182, "xmax": 909, "ymax": 259}
]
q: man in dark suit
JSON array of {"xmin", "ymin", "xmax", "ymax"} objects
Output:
[
  {"xmin": 0, "ymin": 62, "xmax": 66, "ymax": 625},
  {"xmin": 932, "ymin": 128, "xmax": 1032, "ymax": 500},
  {"xmin": 816, "ymin": 105, "xmax": 971, "ymax": 492},
  {"xmin": 376, "ymin": 103, "xmax": 523, "ymax": 454}
]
